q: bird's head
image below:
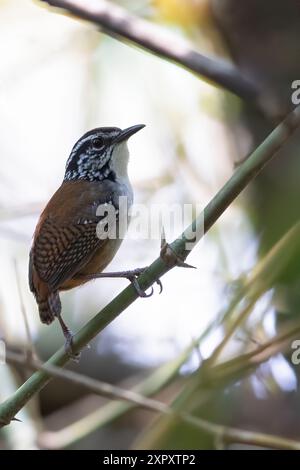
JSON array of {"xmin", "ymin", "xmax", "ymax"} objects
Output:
[{"xmin": 64, "ymin": 124, "xmax": 145, "ymax": 182}]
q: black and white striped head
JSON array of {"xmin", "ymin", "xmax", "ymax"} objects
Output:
[{"xmin": 64, "ymin": 125, "xmax": 145, "ymax": 182}]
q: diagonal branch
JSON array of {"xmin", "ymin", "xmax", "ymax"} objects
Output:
[
  {"xmin": 0, "ymin": 105, "xmax": 300, "ymax": 427},
  {"xmin": 40, "ymin": 0, "xmax": 258, "ymax": 104},
  {"xmin": 5, "ymin": 348, "xmax": 300, "ymax": 450},
  {"xmin": 37, "ymin": 319, "xmax": 300, "ymax": 449}
]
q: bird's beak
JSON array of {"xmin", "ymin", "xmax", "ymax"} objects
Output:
[{"xmin": 114, "ymin": 124, "xmax": 145, "ymax": 143}]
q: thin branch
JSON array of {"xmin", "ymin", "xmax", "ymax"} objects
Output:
[
  {"xmin": 39, "ymin": 342, "xmax": 199, "ymax": 449},
  {"xmin": 5, "ymin": 349, "xmax": 300, "ymax": 450},
  {"xmin": 4, "ymin": 350, "xmax": 172, "ymax": 415},
  {"xmin": 135, "ymin": 320, "xmax": 300, "ymax": 448},
  {"xmin": 13, "ymin": 260, "xmax": 36, "ymax": 360},
  {"xmin": 38, "ymin": 321, "xmax": 300, "ymax": 449},
  {"xmin": 0, "ymin": 105, "xmax": 300, "ymax": 427},
  {"xmin": 209, "ymin": 222, "xmax": 300, "ymax": 364},
  {"xmin": 40, "ymin": 0, "xmax": 259, "ymax": 104},
  {"xmin": 205, "ymin": 322, "xmax": 300, "ymax": 387}
]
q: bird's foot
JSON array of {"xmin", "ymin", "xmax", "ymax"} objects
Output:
[
  {"xmin": 82, "ymin": 267, "xmax": 163, "ymax": 298},
  {"xmin": 122, "ymin": 267, "xmax": 163, "ymax": 297},
  {"xmin": 64, "ymin": 333, "xmax": 80, "ymax": 363},
  {"xmin": 56, "ymin": 313, "xmax": 80, "ymax": 362}
]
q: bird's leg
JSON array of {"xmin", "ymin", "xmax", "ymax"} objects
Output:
[
  {"xmin": 56, "ymin": 313, "xmax": 80, "ymax": 362},
  {"xmin": 79, "ymin": 227, "xmax": 194, "ymax": 298},
  {"xmin": 80, "ymin": 267, "xmax": 163, "ymax": 298}
]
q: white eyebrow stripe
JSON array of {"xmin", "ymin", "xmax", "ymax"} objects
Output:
[{"xmin": 66, "ymin": 129, "xmax": 121, "ymax": 169}]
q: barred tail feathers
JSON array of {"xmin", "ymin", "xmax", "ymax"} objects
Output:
[{"xmin": 37, "ymin": 291, "xmax": 61, "ymax": 325}]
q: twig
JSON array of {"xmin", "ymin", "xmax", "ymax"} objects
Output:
[
  {"xmin": 204, "ymin": 322, "xmax": 300, "ymax": 386},
  {"xmin": 0, "ymin": 105, "xmax": 300, "ymax": 427},
  {"xmin": 13, "ymin": 260, "xmax": 36, "ymax": 360},
  {"xmin": 5, "ymin": 349, "xmax": 300, "ymax": 450},
  {"xmin": 36, "ymin": 322, "xmax": 300, "ymax": 449},
  {"xmin": 40, "ymin": 0, "xmax": 259, "ymax": 104},
  {"xmin": 39, "ymin": 341, "xmax": 199, "ymax": 449},
  {"xmin": 134, "ymin": 322, "xmax": 300, "ymax": 450},
  {"xmin": 209, "ymin": 222, "xmax": 300, "ymax": 364},
  {"xmin": 4, "ymin": 349, "xmax": 173, "ymax": 414}
]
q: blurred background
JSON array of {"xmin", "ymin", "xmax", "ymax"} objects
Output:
[{"xmin": 1, "ymin": 0, "xmax": 300, "ymax": 450}]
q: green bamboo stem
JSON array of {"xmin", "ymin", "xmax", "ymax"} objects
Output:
[{"xmin": 0, "ymin": 105, "xmax": 300, "ymax": 427}]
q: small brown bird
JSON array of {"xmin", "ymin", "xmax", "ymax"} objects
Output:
[{"xmin": 29, "ymin": 124, "xmax": 147, "ymax": 352}]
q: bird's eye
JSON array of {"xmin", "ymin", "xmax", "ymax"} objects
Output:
[{"xmin": 92, "ymin": 137, "xmax": 104, "ymax": 149}]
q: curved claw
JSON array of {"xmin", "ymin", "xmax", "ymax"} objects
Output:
[
  {"xmin": 130, "ymin": 276, "xmax": 154, "ymax": 298},
  {"xmin": 155, "ymin": 279, "xmax": 163, "ymax": 294},
  {"xmin": 64, "ymin": 334, "xmax": 81, "ymax": 362},
  {"xmin": 142, "ymin": 286, "xmax": 155, "ymax": 298},
  {"xmin": 131, "ymin": 277, "xmax": 162, "ymax": 297},
  {"xmin": 133, "ymin": 268, "xmax": 163, "ymax": 295}
]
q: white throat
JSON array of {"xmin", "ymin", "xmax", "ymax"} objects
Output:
[{"xmin": 111, "ymin": 142, "xmax": 131, "ymax": 186}]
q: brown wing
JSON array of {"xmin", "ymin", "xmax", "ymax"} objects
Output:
[
  {"xmin": 32, "ymin": 218, "xmax": 103, "ymax": 291},
  {"xmin": 29, "ymin": 179, "xmax": 126, "ymax": 293}
]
